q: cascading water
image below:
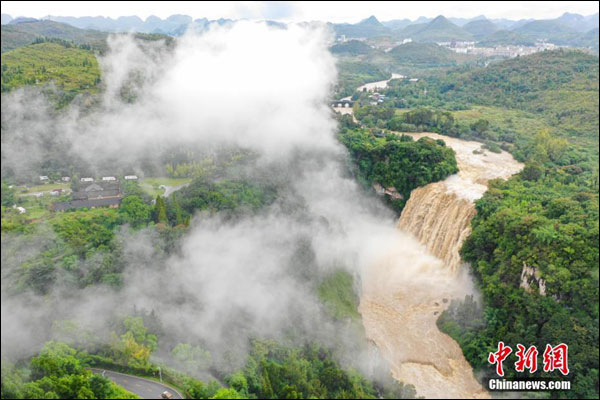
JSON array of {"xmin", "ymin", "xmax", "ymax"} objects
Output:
[
  {"xmin": 359, "ymin": 132, "xmax": 523, "ymax": 398},
  {"xmin": 397, "ymin": 183, "xmax": 475, "ymax": 273}
]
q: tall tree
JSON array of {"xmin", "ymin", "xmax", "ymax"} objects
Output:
[{"xmin": 154, "ymin": 195, "xmax": 168, "ymax": 224}]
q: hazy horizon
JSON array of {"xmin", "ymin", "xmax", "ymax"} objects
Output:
[{"xmin": 2, "ymin": 1, "xmax": 599, "ymax": 24}]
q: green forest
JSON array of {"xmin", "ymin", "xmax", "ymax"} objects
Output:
[
  {"xmin": 337, "ymin": 115, "xmax": 458, "ymax": 212},
  {"xmin": 1, "ymin": 41, "xmax": 101, "ymax": 93}
]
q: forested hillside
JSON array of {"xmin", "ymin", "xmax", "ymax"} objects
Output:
[
  {"xmin": 1, "ymin": 20, "xmax": 108, "ymax": 53},
  {"xmin": 335, "ymin": 60, "xmax": 390, "ymax": 97},
  {"xmin": 337, "ymin": 115, "xmax": 458, "ymax": 212},
  {"xmin": 387, "ymin": 42, "xmax": 474, "ymax": 66},
  {"xmin": 333, "ymin": 41, "xmax": 481, "ymax": 98},
  {"xmin": 1, "ymin": 342, "xmax": 138, "ymax": 399},
  {"xmin": 384, "ymin": 50, "xmax": 598, "ymax": 147},
  {"xmin": 1, "ymin": 29, "xmax": 173, "ymax": 107},
  {"xmin": 1, "ymin": 41, "xmax": 101, "ymax": 93}
]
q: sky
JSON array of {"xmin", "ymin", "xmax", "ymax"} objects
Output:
[{"xmin": 1, "ymin": 1, "xmax": 598, "ymax": 23}]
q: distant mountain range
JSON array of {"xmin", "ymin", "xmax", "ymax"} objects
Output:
[
  {"xmin": 389, "ymin": 15, "xmax": 475, "ymax": 42},
  {"xmin": 334, "ymin": 13, "xmax": 598, "ymax": 45},
  {"xmin": 332, "ymin": 15, "xmax": 389, "ymax": 38},
  {"xmin": 334, "ymin": 13, "xmax": 598, "ymax": 50},
  {"xmin": 0, "ymin": 13, "xmax": 234, "ymax": 35},
  {"xmin": 1, "ymin": 11, "xmax": 598, "ymax": 49}
]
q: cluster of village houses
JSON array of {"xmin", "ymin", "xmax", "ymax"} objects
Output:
[
  {"xmin": 331, "ymin": 75, "xmax": 420, "ymax": 109},
  {"xmin": 32, "ymin": 175, "xmax": 139, "ymax": 212},
  {"xmin": 330, "ymin": 92, "xmax": 388, "ymax": 109},
  {"xmin": 38, "ymin": 175, "xmax": 139, "ymax": 183},
  {"xmin": 437, "ymin": 40, "xmax": 563, "ymax": 58},
  {"xmin": 340, "ymin": 34, "xmax": 568, "ymax": 59},
  {"xmin": 52, "ymin": 175, "xmax": 140, "ymax": 211},
  {"xmin": 368, "ymin": 92, "xmax": 386, "ymax": 106}
]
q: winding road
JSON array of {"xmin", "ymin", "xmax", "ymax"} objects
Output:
[{"xmin": 90, "ymin": 368, "xmax": 184, "ymax": 399}]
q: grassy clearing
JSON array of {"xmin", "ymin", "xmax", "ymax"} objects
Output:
[{"xmin": 20, "ymin": 201, "xmax": 51, "ymax": 220}]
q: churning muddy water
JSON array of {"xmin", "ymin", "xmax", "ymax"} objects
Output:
[{"xmin": 359, "ymin": 132, "xmax": 523, "ymax": 398}]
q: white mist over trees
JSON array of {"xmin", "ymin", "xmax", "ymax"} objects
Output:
[
  {"xmin": 2, "ymin": 21, "xmax": 339, "ymax": 175},
  {"xmin": 1, "ymin": 20, "xmax": 473, "ymax": 384}
]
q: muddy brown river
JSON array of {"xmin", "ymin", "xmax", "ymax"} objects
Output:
[{"xmin": 359, "ymin": 132, "xmax": 523, "ymax": 398}]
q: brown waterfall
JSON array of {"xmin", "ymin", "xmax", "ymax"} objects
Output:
[
  {"xmin": 397, "ymin": 184, "xmax": 475, "ymax": 272},
  {"xmin": 397, "ymin": 132, "xmax": 524, "ymax": 273},
  {"xmin": 359, "ymin": 132, "xmax": 523, "ymax": 398}
]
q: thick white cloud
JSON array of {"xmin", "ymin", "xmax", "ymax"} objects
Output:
[{"xmin": 1, "ymin": 21, "xmax": 392, "ymax": 369}]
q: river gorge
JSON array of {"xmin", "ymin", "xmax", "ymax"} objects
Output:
[{"xmin": 359, "ymin": 132, "xmax": 523, "ymax": 398}]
